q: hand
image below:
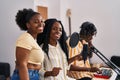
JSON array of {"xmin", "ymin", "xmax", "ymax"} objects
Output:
[
  {"xmin": 88, "ymin": 40, "xmax": 93, "ymax": 48},
  {"xmin": 51, "ymin": 67, "xmax": 61, "ymax": 76},
  {"xmin": 90, "ymin": 67, "xmax": 100, "ymax": 72}
]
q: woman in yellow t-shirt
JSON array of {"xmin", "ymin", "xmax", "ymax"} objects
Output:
[{"xmin": 11, "ymin": 8, "xmax": 45, "ymax": 80}]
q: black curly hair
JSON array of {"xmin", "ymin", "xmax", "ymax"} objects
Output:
[
  {"xmin": 15, "ymin": 8, "xmax": 40, "ymax": 31},
  {"xmin": 79, "ymin": 21, "xmax": 97, "ymax": 37},
  {"xmin": 37, "ymin": 18, "xmax": 69, "ymax": 60}
]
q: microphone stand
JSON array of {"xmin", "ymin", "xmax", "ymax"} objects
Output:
[{"xmin": 91, "ymin": 46, "xmax": 120, "ymax": 76}]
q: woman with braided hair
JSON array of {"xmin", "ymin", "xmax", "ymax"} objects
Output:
[
  {"xmin": 67, "ymin": 21, "xmax": 100, "ymax": 80},
  {"xmin": 11, "ymin": 8, "xmax": 45, "ymax": 80}
]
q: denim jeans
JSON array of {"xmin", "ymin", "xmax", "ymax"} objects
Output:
[{"xmin": 11, "ymin": 69, "xmax": 40, "ymax": 80}]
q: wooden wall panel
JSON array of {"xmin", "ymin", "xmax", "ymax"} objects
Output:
[{"xmin": 37, "ymin": 6, "xmax": 48, "ymax": 20}]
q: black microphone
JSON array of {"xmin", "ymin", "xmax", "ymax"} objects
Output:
[
  {"xmin": 69, "ymin": 32, "xmax": 89, "ymax": 63},
  {"xmin": 81, "ymin": 44, "xmax": 89, "ymax": 64},
  {"xmin": 90, "ymin": 46, "xmax": 95, "ymax": 53},
  {"xmin": 69, "ymin": 32, "xmax": 79, "ymax": 48}
]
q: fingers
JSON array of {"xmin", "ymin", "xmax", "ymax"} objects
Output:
[
  {"xmin": 52, "ymin": 67, "xmax": 62, "ymax": 76},
  {"xmin": 90, "ymin": 67, "xmax": 100, "ymax": 72},
  {"xmin": 53, "ymin": 67, "xmax": 61, "ymax": 70}
]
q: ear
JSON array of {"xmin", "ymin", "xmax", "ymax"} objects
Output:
[{"xmin": 26, "ymin": 23, "xmax": 30, "ymax": 29}]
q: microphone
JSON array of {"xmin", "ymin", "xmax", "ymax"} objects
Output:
[
  {"xmin": 89, "ymin": 45, "xmax": 120, "ymax": 76},
  {"xmin": 89, "ymin": 46, "xmax": 95, "ymax": 53},
  {"xmin": 81, "ymin": 44, "xmax": 89, "ymax": 64},
  {"xmin": 69, "ymin": 32, "xmax": 89, "ymax": 63},
  {"xmin": 69, "ymin": 32, "xmax": 120, "ymax": 76},
  {"xmin": 69, "ymin": 32, "xmax": 79, "ymax": 48}
]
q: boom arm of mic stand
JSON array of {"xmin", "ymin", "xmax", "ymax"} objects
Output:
[{"xmin": 91, "ymin": 46, "xmax": 120, "ymax": 76}]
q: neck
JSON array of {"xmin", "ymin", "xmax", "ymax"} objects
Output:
[
  {"xmin": 49, "ymin": 39, "xmax": 57, "ymax": 46},
  {"xmin": 27, "ymin": 31, "xmax": 37, "ymax": 39}
]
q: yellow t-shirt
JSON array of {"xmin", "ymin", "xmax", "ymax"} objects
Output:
[{"xmin": 16, "ymin": 32, "xmax": 44, "ymax": 65}]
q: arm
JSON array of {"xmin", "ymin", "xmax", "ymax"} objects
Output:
[
  {"xmin": 16, "ymin": 47, "xmax": 30, "ymax": 80},
  {"xmin": 41, "ymin": 53, "xmax": 62, "ymax": 78},
  {"xmin": 44, "ymin": 67, "xmax": 61, "ymax": 77},
  {"xmin": 70, "ymin": 64, "xmax": 100, "ymax": 72},
  {"xmin": 69, "ymin": 64, "xmax": 90, "ymax": 71},
  {"xmin": 44, "ymin": 71, "xmax": 52, "ymax": 77},
  {"xmin": 68, "ymin": 54, "xmax": 82, "ymax": 64}
]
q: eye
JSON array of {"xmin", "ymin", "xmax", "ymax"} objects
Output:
[
  {"xmin": 34, "ymin": 19, "xmax": 39, "ymax": 23},
  {"xmin": 59, "ymin": 28, "xmax": 62, "ymax": 32},
  {"xmin": 52, "ymin": 27, "xmax": 62, "ymax": 32},
  {"xmin": 52, "ymin": 27, "xmax": 57, "ymax": 30},
  {"xmin": 41, "ymin": 20, "xmax": 44, "ymax": 23}
]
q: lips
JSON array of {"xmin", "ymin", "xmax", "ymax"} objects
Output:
[
  {"xmin": 54, "ymin": 34, "xmax": 61, "ymax": 39},
  {"xmin": 37, "ymin": 26, "xmax": 44, "ymax": 32},
  {"xmin": 38, "ymin": 26, "xmax": 43, "ymax": 29}
]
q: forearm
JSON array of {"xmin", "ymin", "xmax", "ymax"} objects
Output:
[
  {"xmin": 44, "ymin": 71, "xmax": 52, "ymax": 77},
  {"xmin": 70, "ymin": 64, "xmax": 90, "ymax": 72},
  {"xmin": 19, "ymin": 64, "xmax": 29, "ymax": 80},
  {"xmin": 68, "ymin": 54, "xmax": 82, "ymax": 64},
  {"xmin": 68, "ymin": 56, "xmax": 77, "ymax": 64}
]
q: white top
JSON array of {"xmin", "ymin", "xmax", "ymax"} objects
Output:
[
  {"xmin": 16, "ymin": 32, "xmax": 44, "ymax": 65},
  {"xmin": 39, "ymin": 42, "xmax": 75, "ymax": 80}
]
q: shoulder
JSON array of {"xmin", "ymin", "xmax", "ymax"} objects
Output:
[
  {"xmin": 16, "ymin": 32, "xmax": 34, "ymax": 43},
  {"xmin": 66, "ymin": 37, "xmax": 70, "ymax": 46},
  {"xmin": 16, "ymin": 32, "xmax": 35, "ymax": 50}
]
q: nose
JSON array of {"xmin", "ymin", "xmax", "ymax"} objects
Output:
[
  {"xmin": 38, "ymin": 22, "xmax": 45, "ymax": 28},
  {"xmin": 88, "ymin": 36, "xmax": 93, "ymax": 41},
  {"xmin": 56, "ymin": 29, "xmax": 62, "ymax": 34},
  {"xmin": 41, "ymin": 22, "xmax": 45, "ymax": 27}
]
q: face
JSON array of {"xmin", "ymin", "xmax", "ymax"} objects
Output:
[
  {"xmin": 85, "ymin": 34, "xmax": 95, "ymax": 42},
  {"xmin": 50, "ymin": 22, "xmax": 62, "ymax": 41},
  {"xmin": 27, "ymin": 14, "xmax": 44, "ymax": 34}
]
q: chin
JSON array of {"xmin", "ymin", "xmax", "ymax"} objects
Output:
[
  {"xmin": 38, "ymin": 31, "xmax": 43, "ymax": 33},
  {"xmin": 55, "ymin": 37, "xmax": 60, "ymax": 40}
]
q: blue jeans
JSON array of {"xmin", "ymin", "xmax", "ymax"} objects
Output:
[{"xmin": 11, "ymin": 69, "xmax": 40, "ymax": 80}]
